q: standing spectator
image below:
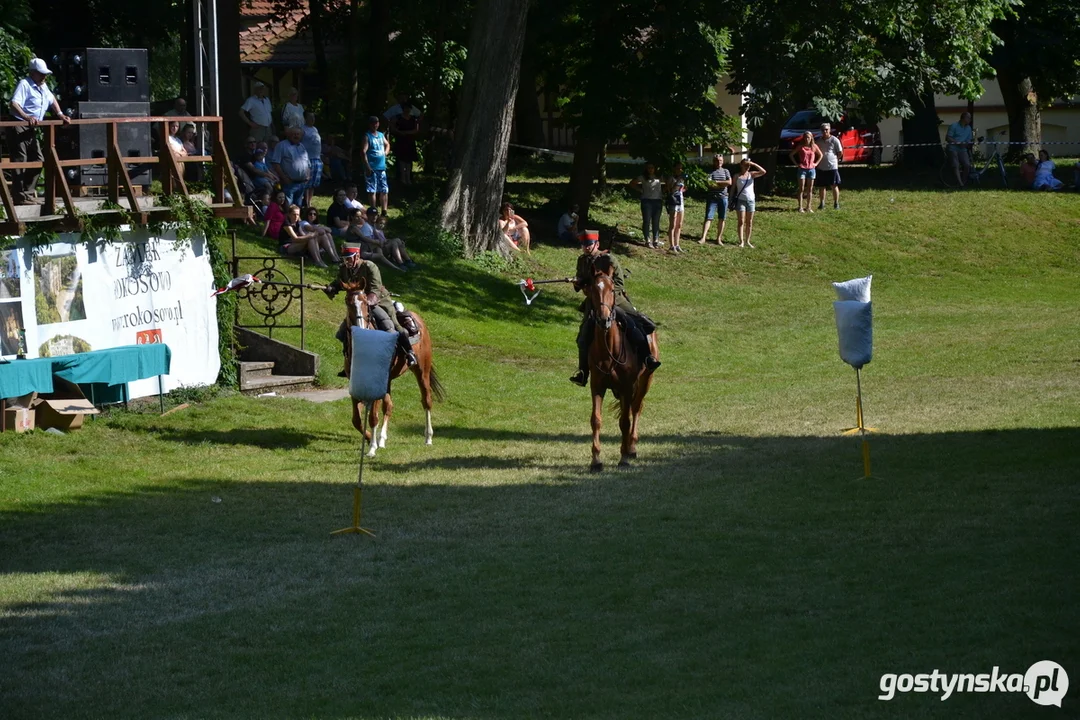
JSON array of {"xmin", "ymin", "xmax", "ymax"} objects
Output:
[
  {"xmin": 281, "ymin": 88, "xmax": 305, "ymax": 130},
  {"xmin": 498, "ymin": 202, "xmax": 531, "ymax": 254},
  {"xmin": 239, "ymin": 82, "xmax": 274, "ymax": 141},
  {"xmin": 383, "ymin": 92, "xmax": 421, "ymax": 125},
  {"xmin": 664, "ymin": 162, "xmax": 687, "ymax": 253},
  {"xmin": 326, "ymin": 188, "xmax": 353, "ymax": 238},
  {"xmin": 815, "ymin": 122, "xmax": 844, "ymax": 210},
  {"xmin": 1019, "ymin": 153, "xmax": 1037, "ymax": 189},
  {"xmin": 391, "ymin": 98, "xmax": 421, "ymax": 186},
  {"xmin": 301, "ymin": 112, "xmax": 322, "ymax": 207},
  {"xmin": 1032, "ymin": 150, "xmax": 1064, "ymax": 191},
  {"xmin": 343, "ymin": 183, "xmax": 365, "ymax": 212},
  {"xmin": 7, "ymin": 58, "xmax": 70, "ymax": 205},
  {"xmin": 164, "ymin": 97, "xmax": 190, "ymax": 118},
  {"xmin": 262, "ymin": 189, "xmax": 288, "ymax": 239},
  {"xmin": 731, "ymin": 158, "xmax": 766, "ymax": 248},
  {"xmin": 629, "ymin": 162, "xmax": 663, "ymax": 248},
  {"xmin": 165, "ymin": 121, "xmax": 186, "ymax": 157},
  {"xmin": 270, "ymin": 127, "xmax": 311, "ymax": 207},
  {"xmin": 557, "ymin": 204, "xmax": 579, "ymax": 244},
  {"xmin": 790, "ymin": 131, "xmax": 822, "ymax": 213},
  {"xmin": 361, "ymin": 115, "xmax": 390, "ymax": 215},
  {"xmin": 322, "ymin": 134, "xmax": 352, "ymax": 182},
  {"xmin": 698, "ymin": 155, "xmax": 731, "ymax": 245},
  {"xmin": 945, "ymin": 112, "xmax": 974, "ymax": 188}
]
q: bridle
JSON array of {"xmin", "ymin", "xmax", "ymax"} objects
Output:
[{"xmin": 589, "ymin": 273, "xmax": 627, "ymax": 368}]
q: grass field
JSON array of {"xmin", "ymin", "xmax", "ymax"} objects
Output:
[{"xmin": 2, "ymin": 165, "xmax": 1079, "ymax": 719}]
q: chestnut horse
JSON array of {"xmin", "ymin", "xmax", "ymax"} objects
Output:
[
  {"xmin": 342, "ymin": 281, "xmax": 444, "ymax": 457},
  {"xmin": 585, "ymin": 257, "xmax": 659, "ymax": 471}
]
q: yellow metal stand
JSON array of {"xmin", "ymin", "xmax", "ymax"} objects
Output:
[
  {"xmin": 332, "ymin": 404, "xmax": 376, "ymax": 537},
  {"xmin": 840, "ymin": 367, "xmax": 876, "ymax": 479}
]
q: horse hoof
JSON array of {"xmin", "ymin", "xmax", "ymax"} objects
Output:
[
  {"xmin": 425, "ymin": 438, "xmax": 433, "ymax": 446},
  {"xmin": 590, "ymin": 462, "xmax": 604, "ymax": 473}
]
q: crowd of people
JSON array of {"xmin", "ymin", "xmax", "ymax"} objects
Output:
[{"xmin": 229, "ymin": 83, "xmax": 425, "ymax": 270}]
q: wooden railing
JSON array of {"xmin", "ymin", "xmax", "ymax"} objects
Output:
[{"xmin": 0, "ymin": 115, "xmax": 251, "ymax": 235}]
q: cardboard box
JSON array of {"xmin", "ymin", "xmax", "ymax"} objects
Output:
[
  {"xmin": 3, "ymin": 392, "xmax": 38, "ymax": 433},
  {"xmin": 35, "ymin": 377, "xmax": 100, "ymax": 432}
]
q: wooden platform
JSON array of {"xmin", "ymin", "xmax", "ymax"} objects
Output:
[{"xmin": 74, "ymin": 184, "xmax": 146, "ymax": 198}]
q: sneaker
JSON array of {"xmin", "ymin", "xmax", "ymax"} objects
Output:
[
  {"xmin": 337, "ymin": 369, "xmax": 348, "ymax": 378},
  {"xmin": 644, "ymin": 356, "xmax": 662, "ymax": 371},
  {"xmin": 818, "ymin": 202, "xmax": 825, "ymax": 210},
  {"xmin": 834, "ymin": 202, "xmax": 840, "ymax": 210},
  {"xmin": 569, "ymin": 370, "xmax": 588, "ymax": 387}
]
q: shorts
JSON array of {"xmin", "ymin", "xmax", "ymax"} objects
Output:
[
  {"xmin": 666, "ymin": 203, "xmax": 684, "ymax": 215},
  {"xmin": 735, "ymin": 198, "xmax": 756, "ymax": 213},
  {"xmin": 306, "ymin": 159, "xmax": 323, "ymax": 189},
  {"xmin": 797, "ymin": 167, "xmax": 816, "ymax": 180},
  {"xmin": 948, "ymin": 147, "xmax": 971, "ymax": 169},
  {"xmin": 818, "ymin": 169, "xmax": 841, "ymax": 187},
  {"xmin": 331, "ymin": 226, "xmax": 348, "ymax": 238},
  {"xmin": 365, "ymin": 169, "xmax": 389, "ymax": 194},
  {"xmin": 705, "ymin": 197, "xmax": 727, "ymax": 221}
]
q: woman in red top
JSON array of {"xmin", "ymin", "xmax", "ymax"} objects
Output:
[
  {"xmin": 262, "ymin": 190, "xmax": 288, "ymax": 240},
  {"xmin": 789, "ymin": 131, "xmax": 823, "ymax": 213}
]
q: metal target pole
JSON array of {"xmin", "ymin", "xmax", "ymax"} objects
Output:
[{"xmin": 332, "ymin": 400, "xmax": 376, "ymax": 537}]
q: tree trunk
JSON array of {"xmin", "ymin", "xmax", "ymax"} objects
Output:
[
  {"xmin": 308, "ymin": 0, "xmax": 330, "ymax": 84},
  {"xmin": 440, "ymin": 0, "xmax": 530, "ymax": 257},
  {"xmin": 996, "ymin": 66, "xmax": 1041, "ymax": 160},
  {"xmin": 513, "ymin": 56, "xmax": 545, "ymax": 149},
  {"xmin": 364, "ymin": 0, "xmax": 392, "ymax": 118},
  {"xmin": 751, "ymin": 115, "xmax": 783, "ymax": 195},
  {"xmin": 567, "ymin": 130, "xmax": 604, "ymax": 228},
  {"xmin": 596, "ymin": 143, "xmax": 607, "ymax": 190},
  {"xmin": 345, "ymin": 0, "xmax": 363, "ymax": 167},
  {"xmin": 900, "ymin": 87, "xmax": 943, "ymax": 169}
]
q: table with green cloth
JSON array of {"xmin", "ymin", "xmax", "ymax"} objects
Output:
[{"xmin": 0, "ymin": 345, "xmax": 171, "ymax": 428}]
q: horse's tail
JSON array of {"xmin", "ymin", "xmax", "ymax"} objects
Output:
[{"xmin": 429, "ymin": 363, "xmax": 446, "ymax": 403}]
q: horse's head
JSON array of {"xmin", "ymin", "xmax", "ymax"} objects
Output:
[
  {"xmin": 343, "ymin": 279, "xmax": 370, "ymax": 329},
  {"xmin": 589, "ymin": 255, "xmax": 616, "ymax": 330}
]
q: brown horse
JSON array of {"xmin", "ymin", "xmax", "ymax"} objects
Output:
[
  {"xmin": 585, "ymin": 257, "xmax": 659, "ymax": 471},
  {"xmin": 342, "ymin": 281, "xmax": 444, "ymax": 457}
]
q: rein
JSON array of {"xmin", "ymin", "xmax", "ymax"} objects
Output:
[{"xmin": 589, "ymin": 285, "xmax": 628, "ymax": 370}]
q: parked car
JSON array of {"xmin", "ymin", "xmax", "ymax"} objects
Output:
[{"xmin": 777, "ymin": 110, "xmax": 882, "ymax": 165}]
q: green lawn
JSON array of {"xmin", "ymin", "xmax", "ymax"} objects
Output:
[{"xmin": 2, "ymin": 169, "xmax": 1079, "ymax": 719}]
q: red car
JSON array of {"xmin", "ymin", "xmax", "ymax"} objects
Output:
[{"xmin": 777, "ymin": 110, "xmax": 882, "ymax": 165}]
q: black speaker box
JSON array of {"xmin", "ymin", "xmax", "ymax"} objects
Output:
[
  {"xmin": 51, "ymin": 48, "xmax": 149, "ymax": 104},
  {"xmin": 57, "ymin": 101, "xmax": 152, "ymax": 186}
]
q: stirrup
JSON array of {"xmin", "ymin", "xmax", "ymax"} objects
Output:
[
  {"xmin": 405, "ymin": 352, "xmax": 418, "ymax": 367},
  {"xmin": 569, "ymin": 371, "xmax": 588, "ymax": 387},
  {"xmin": 644, "ymin": 356, "xmax": 661, "ymax": 371}
]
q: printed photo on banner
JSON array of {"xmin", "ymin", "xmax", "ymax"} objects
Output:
[
  {"xmin": 1, "ymin": 301, "xmax": 24, "ymax": 355},
  {"xmin": 1, "ymin": 249, "xmax": 21, "ymax": 299},
  {"xmin": 35, "ymin": 251, "xmax": 86, "ymax": 324}
]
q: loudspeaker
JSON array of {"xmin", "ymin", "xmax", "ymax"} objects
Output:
[
  {"xmin": 51, "ymin": 48, "xmax": 149, "ymax": 104},
  {"xmin": 57, "ymin": 101, "xmax": 152, "ymax": 186}
]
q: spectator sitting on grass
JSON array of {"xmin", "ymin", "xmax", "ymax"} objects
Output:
[
  {"xmin": 498, "ymin": 202, "xmax": 531, "ymax": 254},
  {"xmin": 557, "ymin": 204, "xmax": 579, "ymax": 244},
  {"xmin": 299, "ymin": 206, "xmax": 339, "ymax": 258},
  {"xmin": 1032, "ymin": 150, "xmax": 1064, "ymax": 191},
  {"xmin": 249, "ymin": 147, "xmax": 278, "ymax": 192},
  {"xmin": 262, "ymin": 189, "xmax": 288, "ymax": 240},
  {"xmin": 279, "ymin": 204, "xmax": 335, "ymax": 267},
  {"xmin": 368, "ymin": 207, "xmax": 417, "ymax": 269},
  {"xmin": 345, "ymin": 208, "xmax": 403, "ymax": 272},
  {"xmin": 344, "ymin": 183, "xmax": 365, "ymax": 211},
  {"xmin": 1019, "ymin": 153, "xmax": 1037, "ymax": 190},
  {"xmin": 326, "ymin": 188, "xmax": 353, "ymax": 238}
]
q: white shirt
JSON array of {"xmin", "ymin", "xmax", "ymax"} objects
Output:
[
  {"xmin": 12, "ymin": 78, "xmax": 55, "ymax": 121},
  {"xmin": 384, "ymin": 103, "xmax": 422, "ymax": 121},
  {"xmin": 345, "ymin": 198, "xmax": 364, "ymax": 211},
  {"xmin": 282, "ymin": 102, "xmax": 305, "ymax": 129},
  {"xmin": 241, "ymin": 95, "xmax": 273, "ymax": 127},
  {"xmin": 815, "ymin": 135, "xmax": 844, "ymax": 170}
]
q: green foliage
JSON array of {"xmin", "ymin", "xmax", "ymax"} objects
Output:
[
  {"xmin": 467, "ymin": 249, "xmax": 523, "ymax": 276},
  {"xmin": 207, "ymin": 236, "xmax": 238, "ymax": 388},
  {"xmin": 992, "ymin": 0, "xmax": 1080, "ymax": 102},
  {"xmin": 151, "ymin": 195, "xmax": 228, "ymax": 252},
  {"xmin": 396, "ymin": 193, "xmax": 465, "ymax": 258},
  {"xmin": 0, "ymin": 2, "xmax": 32, "ymax": 109}
]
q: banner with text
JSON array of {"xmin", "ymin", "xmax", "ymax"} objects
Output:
[{"xmin": 0, "ymin": 230, "xmax": 220, "ymax": 398}]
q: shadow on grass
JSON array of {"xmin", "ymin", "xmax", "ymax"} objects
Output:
[
  {"xmin": 125, "ymin": 424, "xmax": 348, "ymax": 450},
  {"xmin": 1, "ymin": 427, "xmax": 1078, "ymax": 718}
]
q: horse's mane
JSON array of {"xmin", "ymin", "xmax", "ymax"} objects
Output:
[{"xmin": 592, "ymin": 253, "xmax": 614, "ymax": 276}]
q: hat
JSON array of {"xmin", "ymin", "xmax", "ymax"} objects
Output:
[
  {"xmin": 367, "ymin": 115, "xmax": 380, "ymax": 124},
  {"xmin": 578, "ymin": 230, "xmax": 599, "ymax": 244},
  {"xmin": 342, "ymin": 246, "xmax": 362, "ymax": 256},
  {"xmin": 365, "ymin": 206, "xmax": 378, "ymax": 216},
  {"xmin": 29, "ymin": 58, "xmax": 52, "ymax": 75}
]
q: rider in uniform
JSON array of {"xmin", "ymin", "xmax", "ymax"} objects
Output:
[
  {"xmin": 569, "ymin": 230, "xmax": 660, "ymax": 386},
  {"xmin": 325, "ymin": 246, "xmax": 417, "ymax": 376}
]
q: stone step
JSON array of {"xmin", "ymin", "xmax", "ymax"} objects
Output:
[
  {"xmin": 238, "ymin": 360, "xmax": 275, "ymax": 379},
  {"xmin": 239, "ymin": 374, "xmax": 318, "ymax": 395}
]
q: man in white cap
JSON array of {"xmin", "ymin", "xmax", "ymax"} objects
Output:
[
  {"xmin": 239, "ymin": 81, "xmax": 274, "ymax": 142},
  {"xmin": 8, "ymin": 58, "xmax": 70, "ymax": 204}
]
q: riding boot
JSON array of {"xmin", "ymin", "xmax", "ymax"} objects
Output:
[
  {"xmin": 337, "ymin": 321, "xmax": 350, "ymax": 377},
  {"xmin": 570, "ymin": 317, "xmax": 592, "ymax": 386},
  {"xmin": 398, "ymin": 330, "xmax": 417, "ymax": 367}
]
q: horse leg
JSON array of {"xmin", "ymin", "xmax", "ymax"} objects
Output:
[
  {"xmin": 351, "ymin": 400, "xmax": 370, "ymax": 445},
  {"xmin": 366, "ymin": 399, "xmax": 381, "ymax": 457},
  {"xmin": 618, "ymin": 393, "xmax": 634, "ymax": 466},
  {"xmin": 378, "ymin": 392, "xmax": 393, "ymax": 449},
  {"xmin": 590, "ymin": 390, "xmax": 604, "ymax": 472},
  {"xmin": 413, "ymin": 362, "xmax": 434, "ymax": 445}
]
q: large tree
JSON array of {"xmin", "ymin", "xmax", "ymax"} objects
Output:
[
  {"xmin": 527, "ymin": 0, "xmax": 734, "ymax": 226},
  {"xmin": 439, "ymin": 0, "xmax": 530, "ymax": 257},
  {"xmin": 989, "ymin": 0, "xmax": 1080, "ymax": 158}
]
